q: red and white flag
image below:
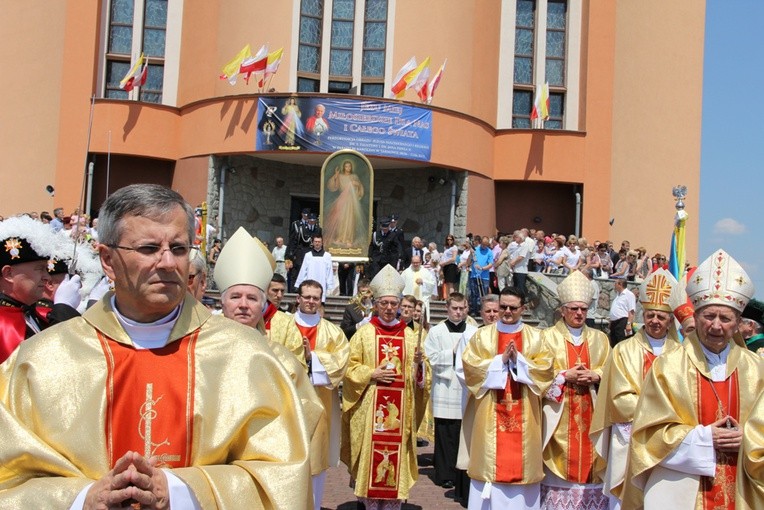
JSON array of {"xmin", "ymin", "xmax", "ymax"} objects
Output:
[
  {"xmin": 426, "ymin": 59, "xmax": 447, "ymax": 104},
  {"xmin": 258, "ymin": 47, "xmax": 284, "ymax": 88},
  {"xmin": 240, "ymin": 44, "xmax": 268, "ymax": 84}
]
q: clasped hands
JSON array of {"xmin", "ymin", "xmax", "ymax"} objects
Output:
[
  {"xmin": 84, "ymin": 451, "xmax": 169, "ymax": 510},
  {"xmin": 711, "ymin": 416, "xmax": 742, "ymax": 453},
  {"xmin": 564, "ymin": 364, "xmax": 599, "ymax": 386}
]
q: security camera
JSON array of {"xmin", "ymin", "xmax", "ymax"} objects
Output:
[{"xmin": 45, "ymin": 185, "xmax": 55, "ymax": 197}]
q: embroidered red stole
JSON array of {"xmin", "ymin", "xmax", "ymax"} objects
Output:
[
  {"xmin": 495, "ymin": 331, "xmax": 524, "ymax": 482},
  {"xmin": 565, "ymin": 339, "xmax": 595, "ymax": 483},
  {"xmin": 263, "ymin": 303, "xmax": 277, "ymax": 331},
  {"xmin": 98, "ymin": 331, "xmax": 198, "ymax": 468},
  {"xmin": 296, "ymin": 323, "xmax": 318, "ymax": 350},
  {"xmin": 697, "ymin": 371, "xmax": 739, "ymax": 510},
  {"xmin": 0, "ymin": 307, "xmax": 27, "ymax": 363},
  {"xmin": 367, "ymin": 317, "xmax": 407, "ymax": 499},
  {"xmin": 642, "ymin": 351, "xmax": 657, "ymax": 379}
]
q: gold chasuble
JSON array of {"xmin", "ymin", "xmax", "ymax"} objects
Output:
[
  {"xmin": 290, "ymin": 316, "xmax": 350, "ymax": 473},
  {"xmin": 590, "ymin": 329, "xmax": 681, "ymax": 497},
  {"xmin": 623, "ymin": 334, "xmax": 764, "ymax": 510},
  {"xmin": 0, "ymin": 294, "xmax": 313, "ymax": 510},
  {"xmin": 541, "ymin": 320, "xmax": 610, "ymax": 484},
  {"xmin": 737, "ymin": 391, "xmax": 764, "ymax": 510},
  {"xmin": 341, "ymin": 317, "xmax": 430, "ymax": 500},
  {"xmin": 265, "ymin": 304, "xmax": 307, "ymax": 368},
  {"xmin": 461, "ymin": 323, "xmax": 554, "ymax": 484}
]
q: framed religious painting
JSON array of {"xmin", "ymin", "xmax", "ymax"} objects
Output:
[{"xmin": 319, "ymin": 149, "xmax": 374, "ymax": 260}]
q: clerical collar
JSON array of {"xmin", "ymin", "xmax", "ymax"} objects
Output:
[
  {"xmin": 700, "ymin": 341, "xmax": 730, "ymax": 366},
  {"xmin": 646, "ymin": 334, "xmax": 666, "ymax": 355},
  {"xmin": 566, "ymin": 324, "xmax": 584, "ymax": 345},
  {"xmin": 111, "ymin": 295, "xmax": 180, "ymax": 350},
  {"xmin": 378, "ymin": 317, "xmax": 400, "ymax": 327},
  {"xmin": 497, "ymin": 321, "xmax": 523, "ymax": 334},
  {"xmin": 445, "ymin": 320, "xmax": 466, "ymax": 333},
  {"xmin": 295, "ymin": 310, "xmax": 320, "ymax": 327}
]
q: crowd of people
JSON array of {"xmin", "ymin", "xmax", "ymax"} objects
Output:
[{"xmin": 0, "ymin": 185, "xmax": 763, "ymax": 510}]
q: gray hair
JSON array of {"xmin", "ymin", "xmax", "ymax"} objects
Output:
[
  {"xmin": 98, "ymin": 184, "xmax": 194, "ymax": 246},
  {"xmin": 481, "ymin": 294, "xmax": 499, "ymax": 308},
  {"xmin": 189, "ymin": 249, "xmax": 207, "ymax": 275},
  {"xmin": 221, "ymin": 285, "xmax": 266, "ymax": 303}
]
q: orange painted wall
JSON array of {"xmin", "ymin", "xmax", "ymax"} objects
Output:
[
  {"xmin": 173, "ymin": 157, "xmax": 211, "ymax": 207},
  {"xmin": 610, "ymin": 0, "xmax": 704, "ymax": 261},
  {"xmin": 391, "ymin": 1, "xmax": 499, "ymax": 125},
  {"xmin": 466, "ymin": 173, "xmax": 497, "ymax": 236},
  {"xmin": 0, "ymin": 3, "xmax": 68, "ymax": 216}
]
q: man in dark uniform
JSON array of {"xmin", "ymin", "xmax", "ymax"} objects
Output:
[
  {"xmin": 741, "ymin": 297, "xmax": 764, "ymax": 354},
  {"xmin": 287, "ymin": 210, "xmax": 322, "ymax": 291},
  {"xmin": 367, "ymin": 217, "xmax": 403, "ymax": 280},
  {"xmin": 389, "ymin": 213, "xmax": 405, "ymax": 270}
]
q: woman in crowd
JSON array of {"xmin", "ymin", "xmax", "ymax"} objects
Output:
[
  {"xmin": 440, "ymin": 234, "xmax": 460, "ymax": 297},
  {"xmin": 562, "ymin": 234, "xmax": 582, "ymax": 273},
  {"xmin": 596, "ymin": 242, "xmax": 613, "ymax": 276},
  {"xmin": 633, "ymin": 246, "xmax": 651, "ymax": 281},
  {"xmin": 546, "ymin": 235, "xmax": 566, "ymax": 274},
  {"xmin": 457, "ymin": 239, "xmax": 473, "ymax": 295},
  {"xmin": 531, "ymin": 238, "xmax": 546, "ymax": 272}
]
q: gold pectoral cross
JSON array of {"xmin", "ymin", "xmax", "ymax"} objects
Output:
[{"xmin": 140, "ymin": 383, "xmax": 181, "ymax": 464}]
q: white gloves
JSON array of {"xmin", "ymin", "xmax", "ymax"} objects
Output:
[
  {"xmin": 88, "ymin": 276, "xmax": 112, "ymax": 303},
  {"xmin": 54, "ymin": 274, "xmax": 82, "ymax": 308}
]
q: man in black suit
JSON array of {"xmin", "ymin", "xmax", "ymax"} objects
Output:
[
  {"xmin": 339, "ymin": 278, "xmax": 373, "ymax": 340},
  {"xmin": 287, "ymin": 210, "xmax": 322, "ymax": 291}
]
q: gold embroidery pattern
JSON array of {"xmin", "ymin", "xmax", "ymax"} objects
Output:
[{"xmin": 139, "ymin": 383, "xmax": 181, "ymax": 465}]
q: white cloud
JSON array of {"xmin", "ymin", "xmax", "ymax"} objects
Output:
[{"xmin": 713, "ymin": 218, "xmax": 747, "ymax": 236}]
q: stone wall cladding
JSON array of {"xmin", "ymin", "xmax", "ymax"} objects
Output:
[{"xmin": 207, "ymin": 155, "xmax": 468, "ymax": 248}]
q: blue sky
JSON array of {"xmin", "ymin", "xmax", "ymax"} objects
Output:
[{"xmin": 700, "ymin": 0, "xmax": 764, "ymax": 292}]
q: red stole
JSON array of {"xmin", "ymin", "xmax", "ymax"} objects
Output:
[
  {"xmin": 296, "ymin": 322, "xmax": 318, "ymax": 350},
  {"xmin": 642, "ymin": 351, "xmax": 657, "ymax": 379},
  {"xmin": 565, "ymin": 340, "xmax": 595, "ymax": 483},
  {"xmin": 263, "ymin": 303, "xmax": 277, "ymax": 331},
  {"xmin": 98, "ymin": 331, "xmax": 198, "ymax": 468},
  {"xmin": 697, "ymin": 371, "xmax": 739, "ymax": 510},
  {"xmin": 0, "ymin": 306, "xmax": 27, "ymax": 363},
  {"xmin": 495, "ymin": 331, "xmax": 524, "ymax": 482},
  {"xmin": 367, "ymin": 317, "xmax": 407, "ymax": 499}
]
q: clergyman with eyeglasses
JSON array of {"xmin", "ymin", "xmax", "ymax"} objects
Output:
[
  {"xmin": 0, "ymin": 184, "xmax": 313, "ymax": 509},
  {"xmin": 341, "ymin": 264, "xmax": 430, "ymax": 508}
]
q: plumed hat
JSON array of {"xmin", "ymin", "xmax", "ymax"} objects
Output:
[
  {"xmin": 639, "ymin": 269, "xmax": 677, "ymax": 312},
  {"xmin": 370, "ymin": 264, "xmax": 404, "ymax": 299},
  {"xmin": 556, "ymin": 270, "xmax": 594, "ymax": 305},
  {"xmin": 685, "ymin": 249, "xmax": 754, "ymax": 313},
  {"xmin": 0, "ymin": 216, "xmax": 57, "ymax": 267},
  {"xmin": 742, "ymin": 298, "xmax": 764, "ymax": 326},
  {"xmin": 213, "ymin": 227, "xmax": 273, "ymax": 292}
]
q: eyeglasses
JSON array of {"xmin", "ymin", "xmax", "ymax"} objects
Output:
[
  {"xmin": 109, "ymin": 244, "xmax": 195, "ymax": 258},
  {"xmin": 299, "ymin": 295, "xmax": 321, "ymax": 302},
  {"xmin": 377, "ymin": 300, "xmax": 400, "ymax": 308},
  {"xmin": 399, "ymin": 304, "xmax": 415, "ymax": 310},
  {"xmin": 564, "ymin": 306, "xmax": 589, "ymax": 313},
  {"xmin": 499, "ymin": 304, "xmax": 523, "ymax": 312}
]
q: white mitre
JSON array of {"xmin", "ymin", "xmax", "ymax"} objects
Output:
[
  {"xmin": 213, "ymin": 227, "xmax": 273, "ymax": 292},
  {"xmin": 557, "ymin": 270, "xmax": 594, "ymax": 304},
  {"xmin": 685, "ymin": 249, "xmax": 754, "ymax": 313},
  {"xmin": 370, "ymin": 264, "xmax": 405, "ymax": 299}
]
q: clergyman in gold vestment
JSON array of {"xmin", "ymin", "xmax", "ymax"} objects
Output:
[
  {"xmin": 0, "ymin": 185, "xmax": 312, "ymax": 509},
  {"xmin": 623, "ymin": 249, "xmax": 764, "ymax": 510}
]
